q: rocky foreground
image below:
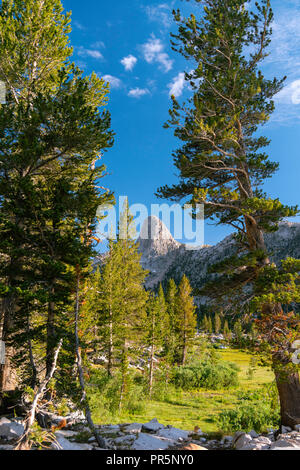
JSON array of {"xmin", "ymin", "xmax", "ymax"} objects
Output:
[{"xmin": 1, "ymin": 413, "xmax": 300, "ymax": 450}]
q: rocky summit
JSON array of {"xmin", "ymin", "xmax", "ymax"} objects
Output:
[{"xmin": 137, "ymin": 218, "xmax": 300, "ymax": 292}]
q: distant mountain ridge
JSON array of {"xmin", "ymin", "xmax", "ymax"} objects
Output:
[{"xmin": 137, "ymin": 217, "xmax": 300, "ymax": 291}]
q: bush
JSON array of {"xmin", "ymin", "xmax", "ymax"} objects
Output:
[
  {"xmin": 216, "ymin": 384, "xmax": 280, "ymax": 433},
  {"xmin": 217, "ymin": 402, "xmax": 280, "ymax": 433},
  {"xmin": 172, "ymin": 360, "xmax": 239, "ymax": 391},
  {"xmin": 87, "ymin": 369, "xmax": 147, "ymax": 418}
]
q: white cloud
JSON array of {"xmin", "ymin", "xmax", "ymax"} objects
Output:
[
  {"xmin": 145, "ymin": 3, "xmax": 172, "ymax": 28},
  {"xmin": 168, "ymin": 72, "xmax": 186, "ymax": 97},
  {"xmin": 102, "ymin": 75, "xmax": 122, "ymax": 89},
  {"xmin": 78, "ymin": 47, "xmax": 103, "ymax": 60},
  {"xmin": 74, "ymin": 21, "xmax": 85, "ymax": 31},
  {"xmin": 265, "ymin": 11, "xmax": 300, "ymax": 77},
  {"xmin": 141, "ymin": 35, "xmax": 173, "ymax": 73},
  {"xmin": 275, "ymin": 79, "xmax": 300, "ymax": 105},
  {"xmin": 121, "ymin": 55, "xmax": 138, "ymax": 71},
  {"xmin": 92, "ymin": 41, "xmax": 106, "ymax": 49},
  {"xmin": 128, "ymin": 88, "xmax": 150, "ymax": 98}
]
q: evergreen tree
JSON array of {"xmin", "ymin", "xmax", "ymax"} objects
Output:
[
  {"xmin": 234, "ymin": 320, "xmax": 243, "ymax": 347},
  {"xmin": 164, "ymin": 278, "xmax": 178, "ymax": 363},
  {"xmin": 145, "ymin": 286, "xmax": 167, "ymax": 397},
  {"xmin": 223, "ymin": 320, "xmax": 231, "ymax": 341},
  {"xmin": 214, "ymin": 313, "xmax": 221, "ymax": 334},
  {"xmin": 0, "ymin": 0, "xmax": 114, "ymax": 392},
  {"xmin": 157, "ymin": 0, "xmax": 300, "ymax": 426},
  {"xmin": 176, "ymin": 275, "xmax": 197, "ymax": 365},
  {"xmin": 207, "ymin": 316, "xmax": 213, "ymax": 335}
]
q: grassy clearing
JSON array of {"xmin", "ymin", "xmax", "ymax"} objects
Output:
[{"xmin": 92, "ymin": 348, "xmax": 274, "ymax": 433}]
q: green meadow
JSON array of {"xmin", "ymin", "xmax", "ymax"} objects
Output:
[{"xmin": 92, "ymin": 348, "xmax": 274, "ymax": 434}]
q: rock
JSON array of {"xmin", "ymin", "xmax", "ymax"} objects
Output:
[
  {"xmin": 55, "ymin": 430, "xmax": 77, "ymax": 438},
  {"xmin": 123, "ymin": 423, "xmax": 142, "ymax": 434},
  {"xmin": 142, "ymin": 419, "xmax": 165, "ymax": 433},
  {"xmin": 233, "ymin": 431, "xmax": 246, "ymax": 445},
  {"xmin": 157, "ymin": 427, "xmax": 190, "ymax": 441},
  {"xmin": 0, "ymin": 444, "xmax": 14, "ymax": 450},
  {"xmin": 132, "ymin": 433, "xmax": 174, "ymax": 450},
  {"xmin": 252, "ymin": 436, "xmax": 271, "ymax": 446},
  {"xmin": 52, "ymin": 433, "xmax": 93, "ymax": 451},
  {"xmin": 271, "ymin": 445, "xmax": 300, "ymax": 451},
  {"xmin": 114, "ymin": 435, "xmax": 136, "ymax": 446},
  {"xmin": 178, "ymin": 443, "xmax": 208, "ymax": 451},
  {"xmin": 281, "ymin": 426, "xmax": 292, "ymax": 434},
  {"xmin": 234, "ymin": 433, "xmax": 253, "ymax": 450},
  {"xmin": 270, "ymin": 439, "xmax": 300, "ymax": 450},
  {"xmin": 294, "ymin": 424, "xmax": 300, "ymax": 432},
  {"xmin": 249, "ymin": 430, "xmax": 259, "ymax": 438},
  {"xmin": 99, "ymin": 425, "xmax": 120, "ymax": 435},
  {"xmin": 0, "ymin": 417, "xmax": 24, "ymax": 440},
  {"xmin": 221, "ymin": 436, "xmax": 233, "ymax": 446}
]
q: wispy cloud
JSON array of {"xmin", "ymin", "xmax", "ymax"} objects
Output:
[
  {"xmin": 102, "ymin": 75, "xmax": 122, "ymax": 89},
  {"xmin": 77, "ymin": 46, "xmax": 104, "ymax": 60},
  {"xmin": 121, "ymin": 55, "xmax": 138, "ymax": 71},
  {"xmin": 92, "ymin": 41, "xmax": 106, "ymax": 49},
  {"xmin": 73, "ymin": 21, "xmax": 85, "ymax": 31},
  {"xmin": 262, "ymin": 3, "xmax": 300, "ymax": 123},
  {"xmin": 141, "ymin": 35, "xmax": 173, "ymax": 72},
  {"xmin": 266, "ymin": 10, "xmax": 300, "ymax": 78},
  {"xmin": 145, "ymin": 3, "xmax": 173, "ymax": 29},
  {"xmin": 128, "ymin": 88, "xmax": 150, "ymax": 98},
  {"xmin": 168, "ymin": 72, "xmax": 186, "ymax": 97}
]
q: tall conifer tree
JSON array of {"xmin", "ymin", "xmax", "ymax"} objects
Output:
[
  {"xmin": 157, "ymin": 0, "xmax": 300, "ymax": 426},
  {"xmin": 0, "ymin": 0, "xmax": 114, "ymax": 391}
]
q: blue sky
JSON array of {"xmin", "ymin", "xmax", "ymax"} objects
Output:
[{"xmin": 63, "ymin": 0, "xmax": 300, "ymax": 246}]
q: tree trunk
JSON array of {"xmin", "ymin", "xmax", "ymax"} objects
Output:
[
  {"xmin": 0, "ymin": 294, "xmax": 16, "ymax": 392},
  {"xmin": 119, "ymin": 341, "xmax": 128, "ymax": 411},
  {"xmin": 274, "ymin": 368, "xmax": 300, "ymax": 428},
  {"xmin": 46, "ymin": 288, "xmax": 56, "ymax": 377},
  {"xmin": 149, "ymin": 343, "xmax": 154, "ymax": 398},
  {"xmin": 107, "ymin": 308, "xmax": 113, "ymax": 377}
]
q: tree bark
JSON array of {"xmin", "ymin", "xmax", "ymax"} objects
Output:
[
  {"xmin": 149, "ymin": 344, "xmax": 154, "ymax": 398},
  {"xmin": 0, "ymin": 294, "xmax": 16, "ymax": 392},
  {"xmin": 245, "ymin": 219, "xmax": 300, "ymax": 428},
  {"xmin": 274, "ymin": 369, "xmax": 300, "ymax": 428},
  {"xmin": 46, "ymin": 287, "xmax": 56, "ymax": 377},
  {"xmin": 107, "ymin": 307, "xmax": 113, "ymax": 377}
]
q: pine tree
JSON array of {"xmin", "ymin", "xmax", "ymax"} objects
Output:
[
  {"xmin": 164, "ymin": 279, "xmax": 178, "ymax": 363},
  {"xmin": 201, "ymin": 314, "xmax": 209, "ymax": 332},
  {"xmin": 103, "ymin": 200, "xmax": 148, "ymax": 409},
  {"xmin": 234, "ymin": 320, "xmax": 243, "ymax": 347},
  {"xmin": 157, "ymin": 0, "xmax": 300, "ymax": 426},
  {"xmin": 214, "ymin": 313, "xmax": 221, "ymax": 334},
  {"xmin": 145, "ymin": 286, "xmax": 167, "ymax": 397},
  {"xmin": 0, "ymin": 0, "xmax": 114, "ymax": 391},
  {"xmin": 176, "ymin": 275, "xmax": 197, "ymax": 365},
  {"xmin": 223, "ymin": 320, "xmax": 231, "ymax": 341},
  {"xmin": 207, "ymin": 316, "xmax": 213, "ymax": 335}
]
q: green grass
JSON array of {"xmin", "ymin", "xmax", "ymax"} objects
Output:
[
  {"xmin": 93, "ymin": 349, "xmax": 274, "ymax": 433},
  {"xmin": 92, "ymin": 348, "xmax": 274, "ymax": 434}
]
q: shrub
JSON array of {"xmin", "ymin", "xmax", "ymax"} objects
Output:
[
  {"xmin": 216, "ymin": 384, "xmax": 280, "ymax": 433},
  {"xmin": 216, "ymin": 402, "xmax": 280, "ymax": 433},
  {"xmin": 172, "ymin": 360, "xmax": 239, "ymax": 391},
  {"xmin": 87, "ymin": 369, "xmax": 147, "ymax": 418}
]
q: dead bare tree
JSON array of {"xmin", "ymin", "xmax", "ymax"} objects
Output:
[{"xmin": 15, "ymin": 338, "xmax": 63, "ymax": 450}]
